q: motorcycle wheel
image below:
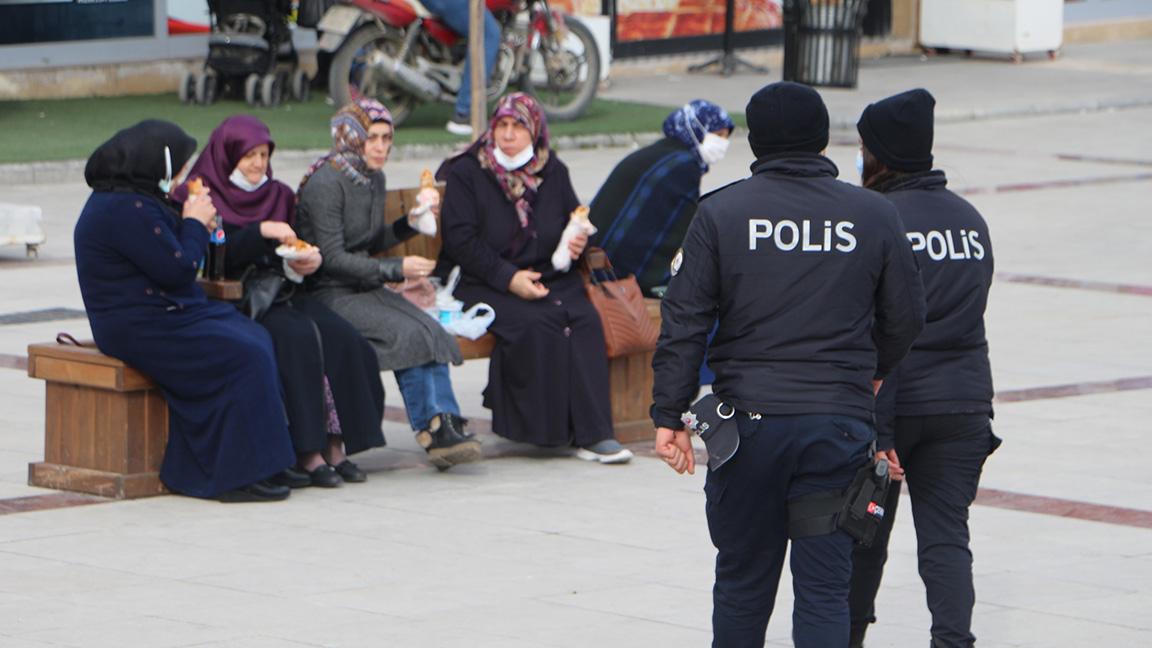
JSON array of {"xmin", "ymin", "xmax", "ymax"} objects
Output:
[
  {"xmin": 328, "ymin": 23, "xmax": 417, "ymax": 126},
  {"xmin": 521, "ymin": 16, "xmax": 600, "ymax": 122}
]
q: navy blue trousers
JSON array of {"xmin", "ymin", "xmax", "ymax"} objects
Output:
[
  {"xmin": 849, "ymin": 414, "xmax": 999, "ymax": 648},
  {"xmin": 705, "ymin": 413, "xmax": 874, "ymax": 648}
]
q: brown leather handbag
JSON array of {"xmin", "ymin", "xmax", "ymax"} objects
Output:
[{"xmin": 581, "ymin": 247, "xmax": 659, "ymax": 358}]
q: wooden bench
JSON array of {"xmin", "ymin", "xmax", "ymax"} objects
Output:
[
  {"xmin": 27, "ymin": 187, "xmax": 660, "ymax": 499},
  {"xmin": 26, "ymin": 342, "xmax": 169, "ymax": 499}
]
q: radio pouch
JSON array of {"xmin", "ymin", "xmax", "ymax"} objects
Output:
[
  {"xmin": 788, "ymin": 458, "xmax": 891, "ymax": 547},
  {"xmin": 681, "ymin": 393, "xmax": 740, "ymax": 472}
]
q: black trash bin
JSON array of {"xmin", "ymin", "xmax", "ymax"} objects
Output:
[{"xmin": 783, "ymin": 0, "xmax": 869, "ymax": 88}]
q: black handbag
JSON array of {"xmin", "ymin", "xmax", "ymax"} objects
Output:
[{"xmin": 238, "ymin": 267, "xmax": 291, "ymax": 321}]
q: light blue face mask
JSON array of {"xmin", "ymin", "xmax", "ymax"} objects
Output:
[
  {"xmin": 855, "ymin": 149, "xmax": 865, "ymax": 179},
  {"xmin": 157, "ymin": 146, "xmax": 174, "ymax": 194}
]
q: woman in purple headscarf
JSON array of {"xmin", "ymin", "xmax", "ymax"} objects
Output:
[
  {"xmin": 173, "ymin": 115, "xmax": 385, "ymax": 488},
  {"xmin": 295, "ymin": 100, "xmax": 482, "ymax": 471},
  {"xmin": 437, "ymin": 93, "xmax": 632, "ymax": 464}
]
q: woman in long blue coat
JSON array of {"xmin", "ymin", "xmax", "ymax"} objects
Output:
[{"xmin": 74, "ymin": 120, "xmax": 295, "ymax": 502}]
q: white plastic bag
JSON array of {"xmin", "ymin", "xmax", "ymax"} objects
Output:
[{"xmin": 443, "ymin": 302, "xmax": 496, "ymax": 340}]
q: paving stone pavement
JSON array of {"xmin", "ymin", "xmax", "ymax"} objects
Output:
[{"xmin": 0, "ymin": 38, "xmax": 1150, "ymax": 647}]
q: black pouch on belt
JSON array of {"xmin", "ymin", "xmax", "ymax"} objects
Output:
[
  {"xmin": 681, "ymin": 393, "xmax": 740, "ymax": 472},
  {"xmin": 788, "ymin": 457, "xmax": 891, "ymax": 547}
]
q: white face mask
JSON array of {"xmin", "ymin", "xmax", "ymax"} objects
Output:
[
  {"xmin": 698, "ymin": 133, "xmax": 730, "ymax": 166},
  {"xmin": 229, "ymin": 168, "xmax": 269, "ymax": 192},
  {"xmin": 494, "ymin": 144, "xmax": 534, "ymax": 170},
  {"xmin": 856, "ymin": 150, "xmax": 865, "ymax": 179},
  {"xmin": 157, "ymin": 146, "xmax": 173, "ymax": 194}
]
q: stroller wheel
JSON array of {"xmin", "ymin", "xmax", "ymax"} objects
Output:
[
  {"xmin": 260, "ymin": 73, "xmax": 282, "ymax": 108},
  {"xmin": 177, "ymin": 71, "xmax": 195, "ymax": 104},
  {"xmin": 194, "ymin": 72, "xmax": 218, "ymax": 106},
  {"xmin": 244, "ymin": 73, "xmax": 261, "ymax": 107},
  {"xmin": 291, "ymin": 69, "xmax": 311, "ymax": 102}
]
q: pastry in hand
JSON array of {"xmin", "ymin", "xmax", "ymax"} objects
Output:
[
  {"xmin": 409, "ymin": 169, "xmax": 440, "ymax": 236},
  {"xmin": 552, "ymin": 205, "xmax": 598, "ymax": 272}
]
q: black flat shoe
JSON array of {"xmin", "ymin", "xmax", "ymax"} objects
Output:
[
  {"xmin": 333, "ymin": 460, "xmax": 366, "ymax": 483},
  {"xmin": 218, "ymin": 479, "xmax": 291, "ymax": 503},
  {"xmin": 307, "ymin": 464, "xmax": 342, "ymax": 488},
  {"xmin": 269, "ymin": 467, "xmax": 312, "ymax": 489}
]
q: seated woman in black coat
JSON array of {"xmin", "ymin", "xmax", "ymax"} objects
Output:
[
  {"xmin": 172, "ymin": 115, "xmax": 385, "ymax": 488},
  {"xmin": 438, "ymin": 93, "xmax": 632, "ymax": 464},
  {"xmin": 74, "ymin": 120, "xmax": 295, "ymax": 502}
]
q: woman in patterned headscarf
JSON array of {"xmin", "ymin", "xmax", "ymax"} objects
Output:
[
  {"xmin": 296, "ymin": 99, "xmax": 482, "ymax": 471},
  {"xmin": 438, "ymin": 93, "xmax": 632, "ymax": 463},
  {"xmin": 589, "ymin": 99, "xmax": 734, "ymax": 296}
]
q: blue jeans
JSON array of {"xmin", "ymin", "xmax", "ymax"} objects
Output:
[
  {"xmin": 419, "ymin": 0, "xmax": 500, "ymax": 116},
  {"xmin": 394, "ymin": 362, "xmax": 461, "ymax": 430}
]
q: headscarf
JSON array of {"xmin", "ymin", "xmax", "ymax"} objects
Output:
[
  {"xmin": 84, "ymin": 120, "xmax": 197, "ymax": 202},
  {"xmin": 170, "ymin": 115, "xmax": 296, "ymax": 226},
  {"xmin": 476, "ymin": 93, "xmax": 551, "ymax": 240},
  {"xmin": 662, "ymin": 100, "xmax": 736, "ymax": 172},
  {"xmin": 300, "ymin": 98, "xmax": 394, "ymax": 190}
]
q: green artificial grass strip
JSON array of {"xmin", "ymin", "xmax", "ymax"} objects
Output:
[{"xmin": 0, "ymin": 92, "xmax": 743, "ymax": 164}]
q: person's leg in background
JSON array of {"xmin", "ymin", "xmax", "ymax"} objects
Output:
[
  {"xmin": 847, "ymin": 480, "xmax": 903, "ymax": 647},
  {"xmin": 903, "ymin": 414, "xmax": 994, "ymax": 648},
  {"xmin": 420, "ymin": 0, "xmax": 500, "ymax": 134},
  {"xmin": 848, "ymin": 417, "xmax": 921, "ymax": 646}
]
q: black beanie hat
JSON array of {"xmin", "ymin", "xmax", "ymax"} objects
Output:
[
  {"xmin": 857, "ymin": 88, "xmax": 936, "ymax": 172},
  {"xmin": 746, "ymin": 82, "xmax": 830, "ymax": 158}
]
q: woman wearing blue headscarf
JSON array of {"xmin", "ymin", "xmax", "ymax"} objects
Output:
[{"xmin": 588, "ymin": 99, "xmax": 734, "ymax": 296}]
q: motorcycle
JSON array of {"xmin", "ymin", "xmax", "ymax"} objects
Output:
[{"xmin": 315, "ymin": 0, "xmax": 601, "ymax": 125}]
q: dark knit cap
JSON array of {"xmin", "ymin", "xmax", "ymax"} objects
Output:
[
  {"xmin": 745, "ymin": 82, "xmax": 830, "ymax": 158},
  {"xmin": 857, "ymin": 88, "xmax": 936, "ymax": 172}
]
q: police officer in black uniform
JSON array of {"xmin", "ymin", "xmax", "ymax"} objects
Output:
[
  {"xmin": 652, "ymin": 82, "xmax": 926, "ymax": 648},
  {"xmin": 846, "ymin": 89, "xmax": 1000, "ymax": 648}
]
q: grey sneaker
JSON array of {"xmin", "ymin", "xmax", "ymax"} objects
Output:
[
  {"xmin": 446, "ymin": 113, "xmax": 473, "ymax": 137},
  {"xmin": 575, "ymin": 439, "xmax": 633, "ymax": 464}
]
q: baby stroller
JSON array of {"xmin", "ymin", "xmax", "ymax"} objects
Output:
[{"xmin": 178, "ymin": 0, "xmax": 310, "ymax": 107}]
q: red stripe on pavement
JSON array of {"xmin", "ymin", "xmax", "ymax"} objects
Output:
[
  {"xmin": 975, "ymin": 488, "xmax": 1152, "ymax": 529},
  {"xmin": 997, "ymin": 272, "xmax": 1152, "ymax": 296},
  {"xmin": 996, "ymin": 376, "xmax": 1152, "ymax": 403}
]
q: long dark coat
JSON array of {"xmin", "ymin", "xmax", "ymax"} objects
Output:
[
  {"xmin": 439, "ymin": 154, "xmax": 613, "ymax": 447},
  {"xmin": 221, "ymin": 218, "xmax": 385, "ymax": 456},
  {"xmin": 74, "ymin": 192, "xmax": 295, "ymax": 498}
]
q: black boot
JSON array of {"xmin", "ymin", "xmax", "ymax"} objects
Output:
[{"xmin": 416, "ymin": 413, "xmax": 482, "ymax": 471}]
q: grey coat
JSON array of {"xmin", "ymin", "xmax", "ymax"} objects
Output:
[{"xmin": 296, "ymin": 164, "xmax": 461, "ymax": 370}]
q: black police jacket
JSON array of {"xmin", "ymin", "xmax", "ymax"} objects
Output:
[
  {"xmin": 872, "ymin": 171, "xmax": 995, "ymax": 448},
  {"xmin": 651, "ymin": 154, "xmax": 927, "ymax": 430}
]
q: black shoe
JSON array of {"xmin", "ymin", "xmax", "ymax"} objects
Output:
[
  {"xmin": 270, "ymin": 467, "xmax": 312, "ymax": 489},
  {"xmin": 218, "ymin": 479, "xmax": 291, "ymax": 503},
  {"xmin": 416, "ymin": 413, "xmax": 482, "ymax": 471},
  {"xmin": 333, "ymin": 459, "xmax": 366, "ymax": 483},
  {"xmin": 306, "ymin": 464, "xmax": 342, "ymax": 488}
]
